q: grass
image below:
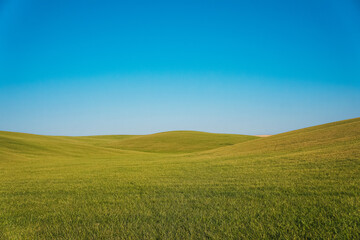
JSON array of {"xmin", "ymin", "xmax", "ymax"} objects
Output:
[{"xmin": 0, "ymin": 118, "xmax": 359, "ymax": 239}]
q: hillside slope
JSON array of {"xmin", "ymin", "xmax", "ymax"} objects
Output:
[{"xmin": 208, "ymin": 117, "xmax": 360, "ymax": 158}]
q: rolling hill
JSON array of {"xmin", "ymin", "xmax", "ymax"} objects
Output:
[
  {"xmin": 0, "ymin": 118, "xmax": 359, "ymax": 239},
  {"xmin": 96, "ymin": 131, "xmax": 258, "ymax": 153}
]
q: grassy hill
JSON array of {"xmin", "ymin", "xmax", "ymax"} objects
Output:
[
  {"xmin": 99, "ymin": 131, "xmax": 258, "ymax": 153},
  {"xmin": 0, "ymin": 118, "xmax": 359, "ymax": 239}
]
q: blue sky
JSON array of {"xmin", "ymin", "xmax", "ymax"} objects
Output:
[{"xmin": 0, "ymin": 0, "xmax": 359, "ymax": 135}]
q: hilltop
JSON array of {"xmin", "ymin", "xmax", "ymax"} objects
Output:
[{"xmin": 2, "ymin": 118, "xmax": 359, "ymax": 158}]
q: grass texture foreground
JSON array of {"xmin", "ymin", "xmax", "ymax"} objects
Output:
[{"xmin": 0, "ymin": 118, "xmax": 360, "ymax": 239}]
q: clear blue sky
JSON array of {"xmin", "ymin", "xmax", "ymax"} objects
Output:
[{"xmin": 0, "ymin": 0, "xmax": 359, "ymax": 136}]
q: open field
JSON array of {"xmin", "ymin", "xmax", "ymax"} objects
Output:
[{"xmin": 0, "ymin": 118, "xmax": 360, "ymax": 239}]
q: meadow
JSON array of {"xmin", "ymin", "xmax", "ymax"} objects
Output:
[{"xmin": 0, "ymin": 118, "xmax": 359, "ymax": 239}]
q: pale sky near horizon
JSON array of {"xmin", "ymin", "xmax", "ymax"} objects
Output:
[{"xmin": 0, "ymin": 0, "xmax": 359, "ymax": 136}]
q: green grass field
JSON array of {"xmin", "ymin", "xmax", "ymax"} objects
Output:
[{"xmin": 1, "ymin": 118, "xmax": 360, "ymax": 239}]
